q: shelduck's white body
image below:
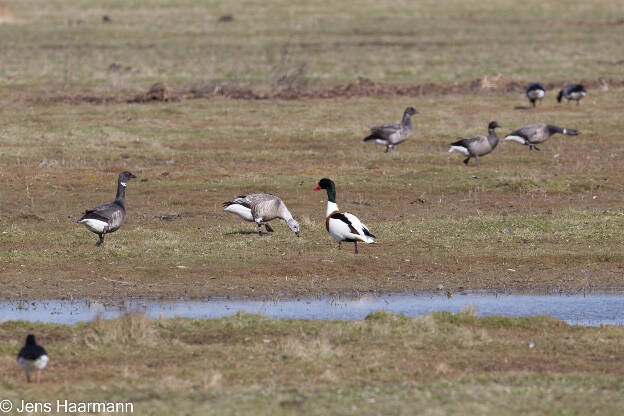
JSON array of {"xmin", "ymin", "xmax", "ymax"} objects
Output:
[{"xmin": 325, "ymin": 201, "xmax": 375, "ymax": 244}]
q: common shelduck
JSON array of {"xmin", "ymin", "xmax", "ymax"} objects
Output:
[
  {"xmin": 77, "ymin": 171, "xmax": 137, "ymax": 246},
  {"xmin": 223, "ymin": 193, "xmax": 299, "ymax": 236},
  {"xmin": 504, "ymin": 123, "xmax": 580, "ymax": 151},
  {"xmin": 557, "ymin": 83, "xmax": 587, "ymax": 105},
  {"xmin": 17, "ymin": 334, "xmax": 49, "ymax": 384},
  {"xmin": 448, "ymin": 121, "xmax": 502, "ymax": 167},
  {"xmin": 314, "ymin": 178, "xmax": 375, "ymax": 254},
  {"xmin": 363, "ymin": 107, "xmax": 419, "ymax": 153}
]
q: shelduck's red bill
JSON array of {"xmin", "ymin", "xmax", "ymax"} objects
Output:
[{"xmin": 313, "ymin": 185, "xmax": 321, "ymax": 191}]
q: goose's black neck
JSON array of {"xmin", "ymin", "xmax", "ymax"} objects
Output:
[
  {"xmin": 115, "ymin": 180, "xmax": 127, "ymax": 207},
  {"xmin": 547, "ymin": 125, "xmax": 564, "ymax": 135},
  {"xmin": 488, "ymin": 129, "xmax": 500, "ymax": 148},
  {"xmin": 402, "ymin": 111, "xmax": 413, "ymax": 129}
]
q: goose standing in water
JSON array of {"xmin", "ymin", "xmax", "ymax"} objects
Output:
[
  {"xmin": 448, "ymin": 121, "xmax": 502, "ymax": 167},
  {"xmin": 504, "ymin": 123, "xmax": 580, "ymax": 151},
  {"xmin": 17, "ymin": 334, "xmax": 49, "ymax": 384},
  {"xmin": 363, "ymin": 107, "xmax": 419, "ymax": 152},
  {"xmin": 223, "ymin": 193, "xmax": 299, "ymax": 237},
  {"xmin": 314, "ymin": 178, "xmax": 375, "ymax": 254},
  {"xmin": 526, "ymin": 83, "xmax": 545, "ymax": 107},
  {"xmin": 77, "ymin": 171, "xmax": 137, "ymax": 246},
  {"xmin": 557, "ymin": 83, "xmax": 587, "ymax": 105}
]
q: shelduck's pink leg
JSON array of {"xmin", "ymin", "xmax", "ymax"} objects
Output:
[
  {"xmin": 37, "ymin": 370, "xmax": 41, "ymax": 385},
  {"xmin": 354, "ymin": 241, "xmax": 358, "ymax": 254},
  {"xmin": 338, "ymin": 241, "xmax": 342, "ymax": 250}
]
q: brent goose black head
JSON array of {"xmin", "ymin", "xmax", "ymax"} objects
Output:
[
  {"xmin": 404, "ymin": 107, "xmax": 419, "ymax": 116},
  {"xmin": 18, "ymin": 334, "xmax": 48, "ymax": 384},
  {"xmin": 488, "ymin": 121, "xmax": 501, "ymax": 130},
  {"xmin": 118, "ymin": 171, "xmax": 137, "ymax": 186}
]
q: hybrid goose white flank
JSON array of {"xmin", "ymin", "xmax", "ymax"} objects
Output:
[
  {"xmin": 17, "ymin": 334, "xmax": 49, "ymax": 384},
  {"xmin": 526, "ymin": 82, "xmax": 546, "ymax": 107},
  {"xmin": 314, "ymin": 178, "xmax": 375, "ymax": 254},
  {"xmin": 223, "ymin": 193, "xmax": 300, "ymax": 237},
  {"xmin": 557, "ymin": 83, "xmax": 587, "ymax": 105},
  {"xmin": 448, "ymin": 121, "xmax": 502, "ymax": 167},
  {"xmin": 77, "ymin": 171, "xmax": 137, "ymax": 246},
  {"xmin": 363, "ymin": 107, "xmax": 419, "ymax": 152},
  {"xmin": 504, "ymin": 123, "xmax": 580, "ymax": 151}
]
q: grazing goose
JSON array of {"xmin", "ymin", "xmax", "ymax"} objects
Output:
[
  {"xmin": 504, "ymin": 123, "xmax": 580, "ymax": 151},
  {"xmin": 314, "ymin": 178, "xmax": 375, "ymax": 254},
  {"xmin": 223, "ymin": 193, "xmax": 299, "ymax": 237},
  {"xmin": 363, "ymin": 107, "xmax": 419, "ymax": 152},
  {"xmin": 77, "ymin": 171, "xmax": 137, "ymax": 246},
  {"xmin": 557, "ymin": 83, "xmax": 587, "ymax": 105},
  {"xmin": 17, "ymin": 334, "xmax": 49, "ymax": 384},
  {"xmin": 448, "ymin": 121, "xmax": 502, "ymax": 167},
  {"xmin": 526, "ymin": 82, "xmax": 545, "ymax": 107}
]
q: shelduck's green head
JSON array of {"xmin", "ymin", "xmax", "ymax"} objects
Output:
[{"xmin": 313, "ymin": 178, "xmax": 336, "ymax": 203}]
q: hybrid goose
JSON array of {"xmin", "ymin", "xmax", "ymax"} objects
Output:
[
  {"xmin": 504, "ymin": 123, "xmax": 580, "ymax": 151},
  {"xmin": 363, "ymin": 106, "xmax": 419, "ymax": 152},
  {"xmin": 314, "ymin": 178, "xmax": 375, "ymax": 254},
  {"xmin": 557, "ymin": 83, "xmax": 587, "ymax": 105},
  {"xmin": 526, "ymin": 82, "xmax": 545, "ymax": 107},
  {"xmin": 223, "ymin": 193, "xmax": 300, "ymax": 237},
  {"xmin": 448, "ymin": 121, "xmax": 502, "ymax": 167},
  {"xmin": 17, "ymin": 334, "xmax": 49, "ymax": 384},
  {"xmin": 77, "ymin": 171, "xmax": 137, "ymax": 246}
]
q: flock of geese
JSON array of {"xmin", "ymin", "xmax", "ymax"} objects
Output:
[
  {"xmin": 73, "ymin": 82, "xmax": 585, "ymax": 254},
  {"xmin": 18, "ymin": 82, "xmax": 588, "ymax": 383}
]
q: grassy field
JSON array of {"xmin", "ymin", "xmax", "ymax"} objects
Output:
[
  {"xmin": 1, "ymin": 0, "xmax": 623, "ymax": 414},
  {"xmin": 1, "ymin": 92, "xmax": 623, "ymax": 298},
  {"xmin": 0, "ymin": 0, "xmax": 623, "ymax": 94},
  {"xmin": 2, "ymin": 312, "xmax": 624, "ymax": 415}
]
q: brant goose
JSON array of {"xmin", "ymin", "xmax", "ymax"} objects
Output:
[
  {"xmin": 363, "ymin": 107, "xmax": 419, "ymax": 152},
  {"xmin": 557, "ymin": 83, "xmax": 587, "ymax": 105},
  {"xmin": 223, "ymin": 193, "xmax": 299, "ymax": 236},
  {"xmin": 504, "ymin": 123, "xmax": 580, "ymax": 151},
  {"xmin": 448, "ymin": 121, "xmax": 502, "ymax": 167},
  {"xmin": 17, "ymin": 334, "xmax": 49, "ymax": 384},
  {"xmin": 77, "ymin": 171, "xmax": 137, "ymax": 246},
  {"xmin": 526, "ymin": 83, "xmax": 546, "ymax": 107},
  {"xmin": 314, "ymin": 178, "xmax": 375, "ymax": 254}
]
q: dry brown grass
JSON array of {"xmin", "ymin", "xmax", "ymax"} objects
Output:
[{"xmin": 2, "ymin": 312, "xmax": 623, "ymax": 414}]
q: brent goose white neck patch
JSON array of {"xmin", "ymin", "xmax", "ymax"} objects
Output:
[{"xmin": 121, "ymin": 182, "xmax": 127, "ymax": 187}]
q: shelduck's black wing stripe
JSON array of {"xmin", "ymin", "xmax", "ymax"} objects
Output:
[
  {"xmin": 362, "ymin": 226, "xmax": 375, "ymax": 238},
  {"xmin": 329, "ymin": 212, "xmax": 359, "ymax": 235}
]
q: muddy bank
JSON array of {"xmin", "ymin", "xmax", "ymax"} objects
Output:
[{"xmin": 25, "ymin": 76, "xmax": 624, "ymax": 105}]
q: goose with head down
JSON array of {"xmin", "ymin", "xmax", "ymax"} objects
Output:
[
  {"xmin": 526, "ymin": 82, "xmax": 546, "ymax": 107},
  {"xmin": 224, "ymin": 193, "xmax": 299, "ymax": 237},
  {"xmin": 557, "ymin": 83, "xmax": 587, "ymax": 105},
  {"xmin": 314, "ymin": 178, "xmax": 375, "ymax": 254},
  {"xmin": 504, "ymin": 123, "xmax": 580, "ymax": 151}
]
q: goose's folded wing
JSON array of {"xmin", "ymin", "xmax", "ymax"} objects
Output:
[
  {"xmin": 79, "ymin": 203, "xmax": 117, "ymax": 222},
  {"xmin": 370, "ymin": 122, "xmax": 401, "ymax": 139}
]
